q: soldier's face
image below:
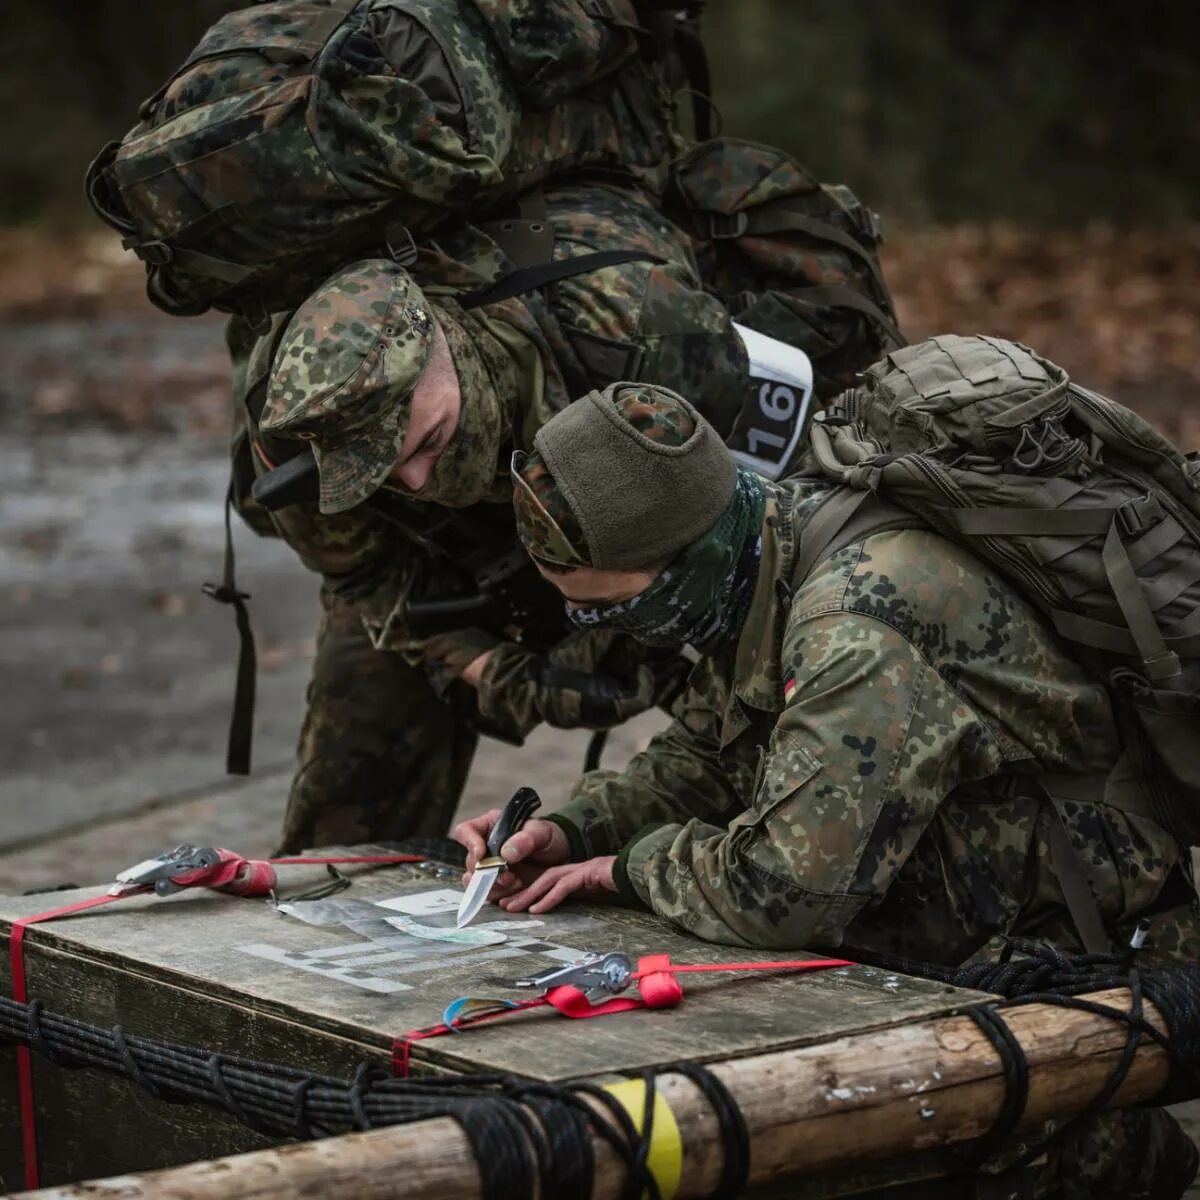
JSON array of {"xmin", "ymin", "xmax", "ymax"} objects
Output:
[
  {"xmin": 533, "ymin": 561, "xmax": 658, "ymax": 610},
  {"xmin": 388, "ymin": 321, "xmax": 462, "ymax": 493}
]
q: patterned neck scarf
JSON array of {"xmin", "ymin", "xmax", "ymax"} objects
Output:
[{"xmin": 566, "ymin": 470, "xmax": 767, "ymax": 651}]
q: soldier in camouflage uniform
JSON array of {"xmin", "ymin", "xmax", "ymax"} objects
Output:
[
  {"xmin": 454, "ymin": 380, "xmax": 1199, "ymax": 1199},
  {"xmin": 245, "ymin": 181, "xmax": 748, "ymax": 852}
]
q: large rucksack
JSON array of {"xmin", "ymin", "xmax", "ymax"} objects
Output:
[
  {"xmin": 664, "ymin": 138, "xmax": 904, "ymax": 405},
  {"xmin": 84, "ymin": 0, "xmax": 693, "ymax": 324},
  {"xmin": 800, "ymin": 335, "xmax": 1200, "ymax": 869}
]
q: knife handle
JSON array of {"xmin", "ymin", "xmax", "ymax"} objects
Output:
[{"xmin": 485, "ymin": 787, "xmax": 542, "ymax": 859}]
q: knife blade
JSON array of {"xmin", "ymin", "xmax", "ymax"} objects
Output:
[{"xmin": 456, "ymin": 786, "xmax": 542, "ymax": 928}]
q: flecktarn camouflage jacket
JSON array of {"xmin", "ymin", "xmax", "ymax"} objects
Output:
[{"xmin": 552, "ymin": 481, "xmax": 1198, "ymax": 962}]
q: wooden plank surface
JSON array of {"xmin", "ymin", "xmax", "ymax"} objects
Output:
[{"xmin": 0, "ymin": 856, "xmax": 984, "ymax": 1082}]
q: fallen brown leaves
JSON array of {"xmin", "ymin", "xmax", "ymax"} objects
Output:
[
  {"xmin": 882, "ymin": 223, "xmax": 1200, "ymax": 445},
  {"xmin": 0, "ymin": 229, "xmax": 147, "ymax": 319}
]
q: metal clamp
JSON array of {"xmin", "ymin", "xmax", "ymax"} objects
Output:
[
  {"xmin": 109, "ymin": 845, "xmax": 221, "ymax": 897},
  {"xmin": 513, "ymin": 951, "xmax": 634, "ymax": 1004}
]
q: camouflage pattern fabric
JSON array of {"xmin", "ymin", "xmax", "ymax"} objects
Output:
[
  {"xmin": 260, "ymin": 260, "xmax": 435, "ymax": 513},
  {"xmin": 550, "ymin": 475, "xmax": 1200, "ymax": 1195},
  {"xmin": 553, "ymin": 478, "xmax": 1198, "ymax": 963},
  {"xmin": 663, "ymin": 138, "xmax": 902, "ymax": 402},
  {"xmin": 237, "ymin": 182, "xmax": 748, "ymax": 848},
  {"xmin": 527, "ymin": 183, "xmax": 747, "ymax": 435},
  {"xmin": 276, "ymin": 586, "xmax": 477, "ymax": 855},
  {"xmin": 87, "ymin": 0, "xmax": 681, "ymax": 318},
  {"xmin": 421, "ymin": 626, "xmax": 683, "ymax": 742},
  {"xmin": 511, "ymin": 380, "xmax": 701, "ymax": 566},
  {"xmin": 511, "ymin": 455, "xmax": 589, "ymax": 568}
]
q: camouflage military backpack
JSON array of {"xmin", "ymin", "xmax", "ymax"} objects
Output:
[
  {"xmin": 664, "ymin": 137, "xmax": 905, "ymax": 406},
  {"xmin": 802, "ymin": 334, "xmax": 1200, "ymax": 859},
  {"xmin": 85, "ymin": 0, "xmax": 693, "ymax": 324}
]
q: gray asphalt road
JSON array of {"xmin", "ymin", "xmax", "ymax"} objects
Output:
[{"xmin": 0, "ymin": 309, "xmax": 666, "ymax": 881}]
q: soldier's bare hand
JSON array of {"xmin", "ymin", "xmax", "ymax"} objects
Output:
[
  {"xmin": 499, "ymin": 856, "xmax": 618, "ymax": 914},
  {"xmin": 458, "ymin": 650, "xmax": 493, "ymax": 688},
  {"xmin": 453, "ymin": 811, "xmax": 570, "ymax": 877}
]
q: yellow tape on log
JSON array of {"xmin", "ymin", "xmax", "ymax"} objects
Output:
[{"xmin": 603, "ymin": 1078, "xmax": 683, "ymax": 1200}]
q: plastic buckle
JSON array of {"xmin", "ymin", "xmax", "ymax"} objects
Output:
[
  {"xmin": 705, "ymin": 211, "xmax": 748, "ymax": 240},
  {"xmin": 201, "ymin": 582, "xmax": 251, "ymax": 605},
  {"xmin": 862, "ymin": 206, "xmax": 885, "ymax": 243},
  {"xmin": 1183, "ymin": 454, "xmax": 1200, "ymax": 491},
  {"xmin": 814, "ymin": 406, "xmax": 853, "ymax": 428},
  {"xmin": 384, "ymin": 224, "xmax": 418, "ymax": 269},
  {"xmin": 130, "ymin": 240, "xmax": 172, "ymax": 266},
  {"xmin": 1116, "ymin": 492, "xmax": 1165, "ymax": 538}
]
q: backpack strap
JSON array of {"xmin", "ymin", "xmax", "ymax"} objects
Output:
[
  {"xmin": 457, "ymin": 249, "xmax": 665, "ymax": 310},
  {"xmin": 202, "ymin": 485, "xmax": 256, "ymax": 776},
  {"xmin": 1031, "ymin": 771, "xmax": 1157, "ymax": 954},
  {"xmin": 790, "ymin": 283, "xmax": 905, "ymax": 350},
  {"xmin": 949, "ymin": 506, "xmax": 1187, "ymax": 684},
  {"xmin": 1043, "ymin": 803, "xmax": 1111, "ymax": 955},
  {"xmin": 790, "ymin": 488, "xmax": 926, "ymax": 589}
]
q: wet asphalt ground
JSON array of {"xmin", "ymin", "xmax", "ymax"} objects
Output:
[{"xmin": 0, "ymin": 308, "xmax": 663, "ymax": 890}]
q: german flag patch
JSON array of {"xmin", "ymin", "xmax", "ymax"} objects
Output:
[{"xmin": 783, "ymin": 668, "xmax": 797, "ymax": 703}]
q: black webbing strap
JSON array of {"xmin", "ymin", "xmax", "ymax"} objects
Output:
[
  {"xmin": 1045, "ymin": 803, "xmax": 1111, "ymax": 955},
  {"xmin": 790, "ymin": 490, "xmax": 926, "ymax": 589},
  {"xmin": 457, "ymin": 250, "xmax": 665, "ymax": 311},
  {"xmin": 787, "ymin": 282, "xmax": 905, "ymax": 349},
  {"xmin": 159, "ymin": 245, "xmax": 255, "ymax": 285},
  {"xmin": 202, "ymin": 485, "xmax": 256, "ymax": 775},
  {"xmin": 672, "ymin": 19, "xmax": 715, "ymax": 142},
  {"xmin": 1102, "ymin": 519, "xmax": 1182, "ymax": 683}
]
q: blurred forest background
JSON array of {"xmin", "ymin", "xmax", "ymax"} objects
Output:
[{"xmin": 1, "ymin": 0, "xmax": 1197, "ymax": 426}]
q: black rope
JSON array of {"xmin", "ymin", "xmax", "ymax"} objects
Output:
[
  {"xmin": 6, "ymin": 945, "xmax": 1200, "ymax": 1192},
  {"xmin": 666, "ymin": 1060, "xmax": 750, "ymax": 1198},
  {"xmin": 851, "ymin": 939, "xmax": 1200, "ymax": 1172},
  {"xmin": 958, "ymin": 1006, "xmax": 1030, "ymax": 1170},
  {"xmin": 112, "ymin": 1023, "xmax": 162, "ymax": 1100},
  {"xmin": 0, "ymin": 994, "xmax": 741, "ymax": 1200}
]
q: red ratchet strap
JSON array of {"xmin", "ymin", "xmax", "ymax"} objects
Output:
[
  {"xmin": 8, "ymin": 851, "xmax": 424, "ymax": 1189},
  {"xmin": 392, "ymin": 953, "xmax": 852, "ymax": 1077},
  {"xmin": 174, "ymin": 851, "xmax": 429, "ymax": 897}
]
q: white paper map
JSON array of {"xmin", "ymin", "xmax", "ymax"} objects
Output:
[{"xmin": 237, "ymin": 888, "xmax": 603, "ymax": 994}]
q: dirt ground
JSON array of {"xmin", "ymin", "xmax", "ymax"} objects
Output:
[{"xmin": 1, "ymin": 228, "xmax": 1198, "ymax": 1186}]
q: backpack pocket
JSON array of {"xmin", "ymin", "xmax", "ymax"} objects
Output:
[
  {"xmin": 469, "ymin": 0, "xmax": 642, "ymax": 107},
  {"xmin": 1113, "ymin": 669, "xmax": 1200, "ymax": 843},
  {"xmin": 665, "ymin": 137, "xmax": 902, "ymax": 401}
]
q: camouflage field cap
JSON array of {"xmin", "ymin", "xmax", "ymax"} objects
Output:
[
  {"xmin": 512, "ymin": 382, "xmax": 736, "ymax": 570},
  {"xmin": 260, "ymin": 259, "xmax": 435, "ymax": 514}
]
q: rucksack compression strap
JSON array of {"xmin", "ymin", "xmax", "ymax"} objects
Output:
[{"xmin": 202, "ymin": 484, "xmax": 256, "ymax": 775}]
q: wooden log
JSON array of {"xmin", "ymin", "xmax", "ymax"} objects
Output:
[{"xmin": 16, "ymin": 987, "xmax": 1172, "ymax": 1200}]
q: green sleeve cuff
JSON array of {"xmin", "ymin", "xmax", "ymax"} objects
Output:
[
  {"xmin": 613, "ymin": 823, "xmax": 673, "ymax": 908},
  {"xmin": 544, "ymin": 813, "xmax": 589, "ymax": 863}
]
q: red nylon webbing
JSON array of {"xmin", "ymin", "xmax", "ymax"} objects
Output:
[
  {"xmin": 391, "ymin": 953, "xmax": 854, "ymax": 1077},
  {"xmin": 11, "ymin": 890, "xmax": 141, "ymax": 1189},
  {"xmin": 632, "ymin": 956, "xmax": 853, "ymax": 978},
  {"xmin": 7, "ymin": 851, "xmax": 425, "ymax": 1187}
]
